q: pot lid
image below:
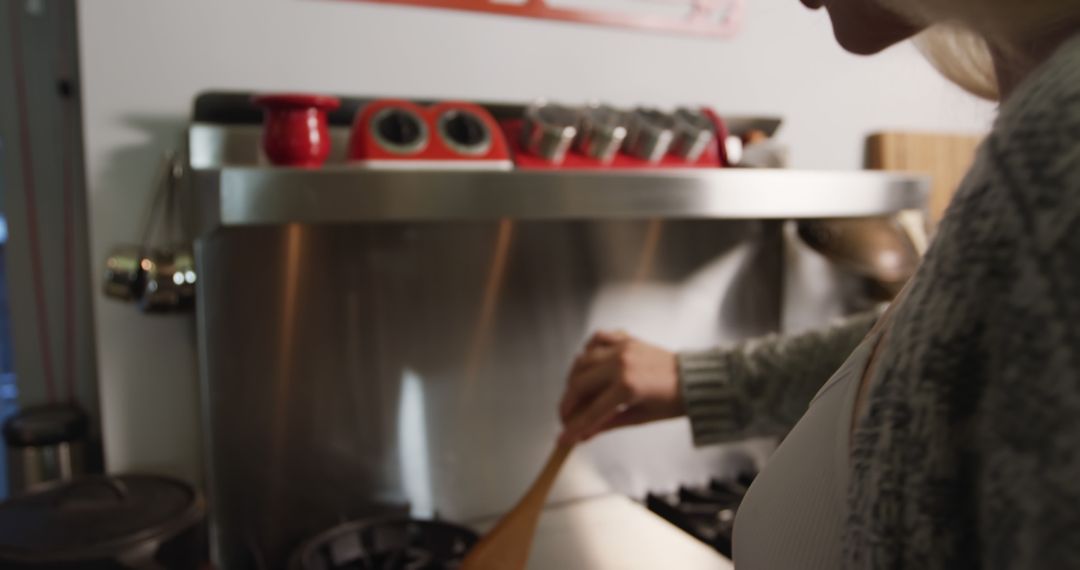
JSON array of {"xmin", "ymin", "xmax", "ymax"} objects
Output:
[
  {"xmin": 2, "ymin": 403, "xmax": 89, "ymax": 447},
  {"xmin": 0, "ymin": 474, "xmax": 205, "ymax": 563}
]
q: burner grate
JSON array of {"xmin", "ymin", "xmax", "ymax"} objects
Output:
[
  {"xmin": 292, "ymin": 518, "xmax": 478, "ymax": 570},
  {"xmin": 645, "ymin": 474, "xmax": 755, "ymax": 559}
]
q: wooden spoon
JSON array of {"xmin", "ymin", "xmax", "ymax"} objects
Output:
[{"xmin": 459, "ymin": 442, "xmax": 575, "ymax": 570}]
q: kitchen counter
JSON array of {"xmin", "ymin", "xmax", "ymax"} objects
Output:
[{"xmin": 475, "ymin": 494, "xmax": 734, "ymax": 569}]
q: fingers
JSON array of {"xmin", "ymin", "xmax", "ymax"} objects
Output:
[
  {"xmin": 569, "ymin": 343, "xmax": 620, "ymax": 375},
  {"xmin": 561, "ymin": 336, "xmax": 627, "ymax": 421},
  {"xmin": 557, "ymin": 329, "xmax": 637, "ymax": 443},
  {"xmin": 559, "ymin": 383, "xmax": 631, "ymax": 446},
  {"xmin": 585, "ymin": 329, "xmax": 629, "ymax": 350},
  {"xmin": 570, "ymin": 330, "xmax": 630, "ymax": 375},
  {"xmin": 557, "ymin": 332, "xmax": 684, "ymax": 445},
  {"xmin": 559, "ymin": 359, "xmax": 618, "ymax": 422}
]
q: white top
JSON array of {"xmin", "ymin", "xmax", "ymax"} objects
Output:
[
  {"xmin": 475, "ymin": 494, "xmax": 733, "ymax": 569},
  {"xmin": 732, "ymin": 332, "xmax": 879, "ymax": 570}
]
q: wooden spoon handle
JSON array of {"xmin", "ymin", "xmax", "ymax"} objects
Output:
[
  {"xmin": 523, "ymin": 442, "xmax": 574, "ymax": 503},
  {"xmin": 459, "ymin": 442, "xmax": 575, "ymax": 570}
]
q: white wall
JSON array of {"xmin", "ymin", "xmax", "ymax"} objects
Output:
[{"xmin": 78, "ymin": 0, "xmax": 993, "ymax": 483}]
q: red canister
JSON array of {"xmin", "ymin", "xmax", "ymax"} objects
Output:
[{"xmin": 252, "ymin": 93, "xmax": 340, "ymax": 167}]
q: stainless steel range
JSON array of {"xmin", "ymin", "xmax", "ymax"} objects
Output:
[{"xmin": 182, "ymin": 92, "xmax": 927, "ymax": 569}]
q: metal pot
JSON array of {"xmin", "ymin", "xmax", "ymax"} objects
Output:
[
  {"xmin": 576, "ymin": 104, "xmax": 627, "ymax": 164},
  {"xmin": 669, "ymin": 108, "xmax": 716, "ymax": 163},
  {"xmin": 103, "ymin": 245, "xmax": 146, "ymax": 301},
  {"xmin": 0, "ymin": 474, "xmax": 206, "ymax": 570},
  {"xmin": 2, "ymin": 404, "xmax": 89, "ymax": 496},
  {"xmin": 796, "ymin": 217, "xmax": 919, "ymax": 301},
  {"xmin": 139, "ymin": 247, "xmax": 196, "ymax": 312},
  {"xmin": 102, "ymin": 152, "xmax": 195, "ymax": 312},
  {"xmin": 521, "ymin": 102, "xmax": 579, "ymax": 164},
  {"xmin": 624, "ymin": 108, "xmax": 675, "ymax": 163}
]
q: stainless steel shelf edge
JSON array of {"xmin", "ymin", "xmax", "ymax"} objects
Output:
[{"xmin": 189, "ymin": 167, "xmax": 928, "ymax": 234}]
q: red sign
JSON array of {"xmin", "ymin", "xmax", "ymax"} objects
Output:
[{"xmin": 328, "ymin": 0, "xmax": 743, "ymax": 38}]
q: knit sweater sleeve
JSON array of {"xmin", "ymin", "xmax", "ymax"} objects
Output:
[
  {"xmin": 974, "ymin": 172, "xmax": 1080, "ymax": 568},
  {"xmin": 677, "ymin": 308, "xmax": 882, "ymax": 446},
  {"xmin": 973, "ymin": 52, "xmax": 1080, "ymax": 569},
  {"xmin": 978, "ymin": 280, "xmax": 1080, "ymax": 569}
]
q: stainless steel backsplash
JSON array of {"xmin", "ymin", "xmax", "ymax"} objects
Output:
[{"xmin": 195, "ymin": 219, "xmax": 782, "ymax": 568}]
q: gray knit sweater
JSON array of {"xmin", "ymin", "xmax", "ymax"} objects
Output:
[{"xmin": 678, "ymin": 35, "xmax": 1080, "ymax": 569}]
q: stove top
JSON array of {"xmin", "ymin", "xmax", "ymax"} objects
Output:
[
  {"xmin": 645, "ymin": 471, "xmax": 755, "ymax": 559},
  {"xmin": 291, "ymin": 518, "xmax": 478, "ymax": 570},
  {"xmin": 289, "ymin": 470, "xmax": 755, "ymax": 568}
]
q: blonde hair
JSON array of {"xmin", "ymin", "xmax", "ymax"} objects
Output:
[
  {"xmin": 916, "ymin": 26, "xmax": 999, "ymax": 101},
  {"xmin": 876, "ymin": 0, "xmax": 1080, "ymax": 101}
]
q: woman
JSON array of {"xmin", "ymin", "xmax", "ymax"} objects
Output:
[{"xmin": 557, "ymin": 1, "xmax": 1080, "ymax": 568}]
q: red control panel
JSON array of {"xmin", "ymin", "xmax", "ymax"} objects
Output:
[{"xmin": 348, "ymin": 99, "xmax": 511, "ymax": 167}]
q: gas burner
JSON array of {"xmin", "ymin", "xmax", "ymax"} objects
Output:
[
  {"xmin": 291, "ymin": 518, "xmax": 479, "ymax": 570},
  {"xmin": 645, "ymin": 473, "xmax": 755, "ymax": 559}
]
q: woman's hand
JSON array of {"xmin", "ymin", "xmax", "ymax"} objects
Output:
[{"xmin": 558, "ymin": 331, "xmax": 684, "ymax": 445}]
